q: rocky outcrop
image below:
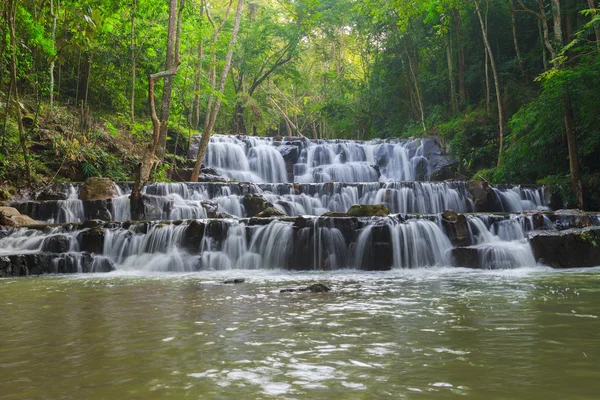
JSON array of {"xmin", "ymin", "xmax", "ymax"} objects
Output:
[
  {"xmin": 0, "ymin": 206, "xmax": 39, "ymax": 227},
  {"xmin": 347, "ymin": 204, "xmax": 390, "ymax": 217},
  {"xmin": 36, "ymin": 183, "xmax": 70, "ymax": 201},
  {"xmin": 529, "ymin": 226, "xmax": 600, "ymax": 268},
  {"xmin": 79, "ymin": 177, "xmax": 118, "ymax": 201}
]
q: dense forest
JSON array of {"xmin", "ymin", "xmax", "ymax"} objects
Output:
[{"xmin": 0, "ymin": 0, "xmax": 599, "ymax": 209}]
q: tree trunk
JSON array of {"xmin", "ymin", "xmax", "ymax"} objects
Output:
[
  {"xmin": 509, "ymin": 0, "xmax": 526, "ymax": 80},
  {"xmin": 130, "ymin": 0, "xmax": 136, "ymax": 125},
  {"xmin": 563, "ymin": 90, "xmax": 584, "ymax": 209},
  {"xmin": 130, "ymin": 1, "xmax": 183, "ymax": 219},
  {"xmin": 455, "ymin": 9, "xmax": 467, "ymax": 106},
  {"xmin": 156, "ymin": 0, "xmax": 183, "ymax": 161},
  {"xmin": 8, "ymin": 0, "xmax": 31, "ymax": 181},
  {"xmin": 191, "ymin": 0, "xmax": 244, "ymax": 182},
  {"xmin": 192, "ymin": 40, "xmax": 203, "ymax": 129},
  {"xmin": 538, "ymin": 19, "xmax": 549, "ymax": 70},
  {"xmin": 403, "ymin": 43, "xmax": 426, "ymax": 134},
  {"xmin": 49, "ymin": 0, "xmax": 57, "ymax": 108},
  {"xmin": 474, "ymin": 0, "xmax": 505, "ymax": 166},
  {"xmin": 445, "ymin": 34, "xmax": 458, "ymax": 113}
]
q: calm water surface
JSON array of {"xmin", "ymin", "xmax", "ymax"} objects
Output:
[{"xmin": 2, "ymin": 267, "xmax": 600, "ymax": 399}]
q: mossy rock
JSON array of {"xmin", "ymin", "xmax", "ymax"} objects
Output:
[
  {"xmin": 347, "ymin": 204, "xmax": 390, "ymax": 217},
  {"xmin": 79, "ymin": 177, "xmax": 118, "ymax": 201}
]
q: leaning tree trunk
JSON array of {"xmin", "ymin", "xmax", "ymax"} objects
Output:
[
  {"xmin": 455, "ymin": 8, "xmax": 467, "ymax": 106},
  {"xmin": 474, "ymin": 0, "xmax": 505, "ymax": 166},
  {"xmin": 191, "ymin": 0, "xmax": 244, "ymax": 182},
  {"xmin": 509, "ymin": 0, "xmax": 526, "ymax": 80}
]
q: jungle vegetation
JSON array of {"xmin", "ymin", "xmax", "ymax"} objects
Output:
[{"xmin": 0, "ymin": 0, "xmax": 599, "ymax": 209}]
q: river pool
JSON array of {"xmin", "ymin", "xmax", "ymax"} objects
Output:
[{"xmin": 2, "ymin": 267, "xmax": 600, "ymax": 399}]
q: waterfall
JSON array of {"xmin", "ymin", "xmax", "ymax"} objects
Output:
[{"xmin": 54, "ymin": 185, "xmax": 85, "ymax": 223}]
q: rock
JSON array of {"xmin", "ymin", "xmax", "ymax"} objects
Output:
[
  {"xmin": 84, "ymin": 199, "xmax": 113, "ymax": 221},
  {"xmin": 451, "ymin": 247, "xmax": 481, "ymax": 268},
  {"xmin": 182, "ymin": 220, "xmax": 205, "ymax": 252},
  {"xmin": 441, "ymin": 209, "xmax": 458, "ymax": 223},
  {"xmin": 347, "ymin": 204, "xmax": 390, "ymax": 217},
  {"xmin": 0, "ymin": 207, "xmax": 39, "ymax": 227},
  {"xmin": 280, "ymin": 283, "xmax": 332, "ymax": 293},
  {"xmin": 197, "ymin": 172, "xmax": 230, "ymax": 183},
  {"xmin": 255, "ymin": 207, "xmax": 287, "ymax": 218},
  {"xmin": 0, "ymin": 253, "xmax": 94, "ymax": 277},
  {"xmin": 79, "ymin": 177, "xmax": 118, "ymax": 201},
  {"xmin": 466, "ymin": 181, "xmax": 494, "ymax": 211},
  {"xmin": 36, "ymin": 183, "xmax": 70, "ymax": 201},
  {"xmin": 243, "ymin": 194, "xmax": 274, "ymax": 217},
  {"xmin": 42, "ymin": 234, "xmax": 70, "ymax": 253},
  {"xmin": 224, "ymin": 278, "xmax": 245, "ymax": 284},
  {"xmin": 300, "ymin": 283, "xmax": 331, "ymax": 292},
  {"xmin": 442, "ymin": 210, "xmax": 470, "ymax": 247},
  {"xmin": 528, "ymin": 226, "xmax": 600, "ymax": 268},
  {"xmin": 0, "ymin": 206, "xmax": 21, "ymax": 218},
  {"xmin": 79, "ymin": 227, "xmax": 105, "ymax": 253},
  {"xmin": 321, "ymin": 212, "xmax": 348, "ymax": 217}
]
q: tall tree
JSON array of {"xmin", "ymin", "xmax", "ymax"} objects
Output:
[{"xmin": 190, "ymin": 0, "xmax": 244, "ymax": 182}]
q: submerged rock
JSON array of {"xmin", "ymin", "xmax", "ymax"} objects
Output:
[
  {"xmin": 347, "ymin": 204, "xmax": 390, "ymax": 217},
  {"xmin": 79, "ymin": 177, "xmax": 118, "ymax": 201},
  {"xmin": 280, "ymin": 283, "xmax": 332, "ymax": 293},
  {"xmin": 223, "ymin": 278, "xmax": 245, "ymax": 284}
]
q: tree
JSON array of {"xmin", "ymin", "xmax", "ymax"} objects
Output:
[
  {"xmin": 131, "ymin": 0, "xmax": 185, "ymax": 219},
  {"xmin": 190, "ymin": 0, "xmax": 244, "ymax": 182}
]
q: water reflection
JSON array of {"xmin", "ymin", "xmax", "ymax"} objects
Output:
[{"xmin": 1, "ymin": 268, "xmax": 600, "ymax": 399}]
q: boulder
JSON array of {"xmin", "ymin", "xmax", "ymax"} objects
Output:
[
  {"xmin": 466, "ymin": 181, "xmax": 494, "ymax": 211},
  {"xmin": 255, "ymin": 207, "xmax": 287, "ymax": 218},
  {"xmin": 347, "ymin": 204, "xmax": 390, "ymax": 217},
  {"xmin": 42, "ymin": 234, "xmax": 70, "ymax": 253},
  {"xmin": 36, "ymin": 183, "xmax": 70, "ymax": 201},
  {"xmin": 0, "ymin": 207, "xmax": 39, "ymax": 227},
  {"xmin": 451, "ymin": 247, "xmax": 481, "ymax": 268},
  {"xmin": 83, "ymin": 199, "xmax": 113, "ymax": 221},
  {"xmin": 242, "ymin": 194, "xmax": 273, "ymax": 217},
  {"xmin": 79, "ymin": 177, "xmax": 118, "ymax": 201},
  {"xmin": 442, "ymin": 210, "xmax": 470, "ymax": 247},
  {"xmin": 321, "ymin": 212, "xmax": 348, "ymax": 217},
  {"xmin": 528, "ymin": 226, "xmax": 600, "ymax": 268}
]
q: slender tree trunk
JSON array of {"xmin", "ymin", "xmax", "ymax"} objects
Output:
[
  {"xmin": 474, "ymin": 0, "xmax": 505, "ymax": 166},
  {"xmin": 445, "ymin": 34, "xmax": 458, "ymax": 113},
  {"xmin": 538, "ymin": 19, "xmax": 549, "ymax": 70},
  {"xmin": 191, "ymin": 0, "xmax": 244, "ymax": 182},
  {"xmin": 455, "ymin": 9, "xmax": 467, "ymax": 106},
  {"xmin": 484, "ymin": 46, "xmax": 491, "ymax": 115},
  {"xmin": 131, "ymin": 0, "xmax": 184, "ymax": 219},
  {"xmin": 1, "ymin": 80, "xmax": 12, "ymax": 155},
  {"xmin": 509, "ymin": 0, "xmax": 526, "ymax": 79},
  {"xmin": 563, "ymin": 90, "xmax": 584, "ymax": 209},
  {"xmin": 538, "ymin": 0, "xmax": 558, "ymax": 60},
  {"xmin": 8, "ymin": 0, "xmax": 31, "ymax": 181},
  {"xmin": 192, "ymin": 41, "xmax": 203, "ymax": 129},
  {"xmin": 130, "ymin": 0, "xmax": 136, "ymax": 125},
  {"xmin": 403, "ymin": 43, "xmax": 426, "ymax": 134},
  {"xmin": 156, "ymin": 0, "xmax": 184, "ymax": 161},
  {"xmin": 49, "ymin": 0, "xmax": 57, "ymax": 108}
]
